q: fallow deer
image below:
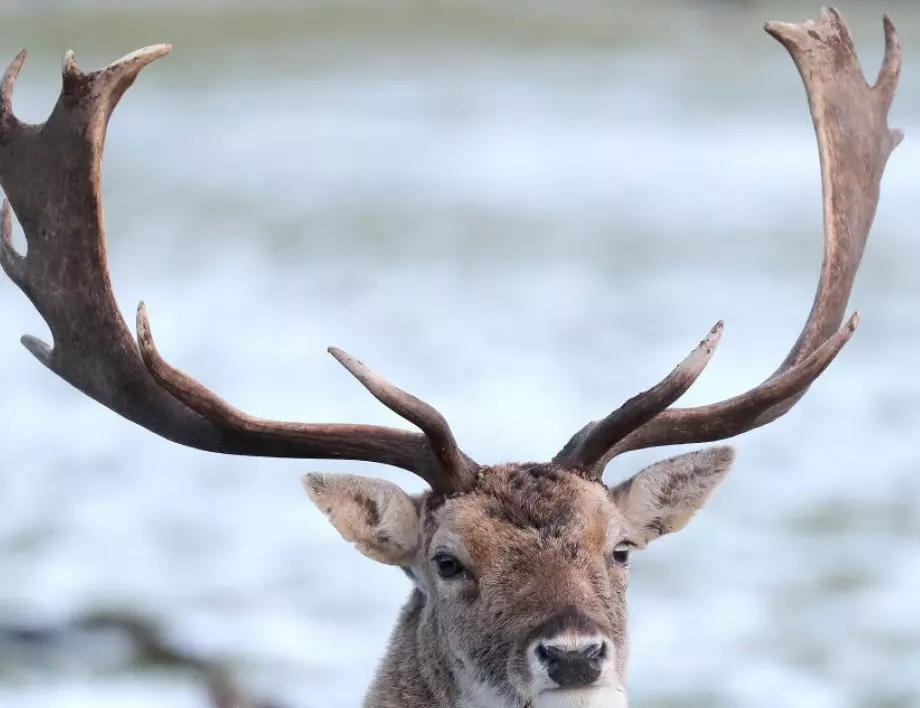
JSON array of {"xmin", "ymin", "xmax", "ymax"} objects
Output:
[{"xmin": 0, "ymin": 8, "xmax": 902, "ymax": 708}]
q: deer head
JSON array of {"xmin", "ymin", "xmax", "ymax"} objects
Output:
[
  {"xmin": 305, "ymin": 446, "xmax": 735, "ymax": 707},
  {"xmin": 0, "ymin": 8, "xmax": 902, "ymax": 708}
]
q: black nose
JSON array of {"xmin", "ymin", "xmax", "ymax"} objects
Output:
[{"xmin": 535, "ymin": 641, "xmax": 605, "ymax": 688}]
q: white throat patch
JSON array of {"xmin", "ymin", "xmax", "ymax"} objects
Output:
[{"xmin": 531, "ymin": 686, "xmax": 628, "ymax": 708}]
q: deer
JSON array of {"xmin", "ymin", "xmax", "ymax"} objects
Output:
[{"xmin": 0, "ymin": 7, "xmax": 903, "ymax": 708}]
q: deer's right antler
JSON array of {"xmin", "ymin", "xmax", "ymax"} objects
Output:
[{"xmin": 0, "ymin": 46, "xmax": 478, "ymax": 494}]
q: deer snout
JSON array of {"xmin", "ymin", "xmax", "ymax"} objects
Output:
[
  {"xmin": 534, "ymin": 638, "xmax": 606, "ymax": 688},
  {"xmin": 525, "ymin": 609, "xmax": 611, "ymax": 690}
]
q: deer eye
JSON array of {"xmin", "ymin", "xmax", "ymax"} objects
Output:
[
  {"xmin": 611, "ymin": 543, "xmax": 632, "ymax": 567},
  {"xmin": 433, "ymin": 554, "xmax": 465, "ymax": 579}
]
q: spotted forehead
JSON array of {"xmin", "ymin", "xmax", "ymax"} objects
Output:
[{"xmin": 429, "ymin": 464, "xmax": 614, "ymax": 563}]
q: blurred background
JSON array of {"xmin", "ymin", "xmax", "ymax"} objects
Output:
[{"xmin": 1, "ymin": 0, "xmax": 918, "ymax": 706}]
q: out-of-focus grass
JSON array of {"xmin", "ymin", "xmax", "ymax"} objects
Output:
[{"xmin": 3, "ymin": 0, "xmax": 920, "ymax": 75}]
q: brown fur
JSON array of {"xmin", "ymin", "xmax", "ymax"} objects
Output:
[{"xmin": 304, "ymin": 447, "xmax": 735, "ymax": 707}]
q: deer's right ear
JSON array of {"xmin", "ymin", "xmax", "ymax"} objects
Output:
[{"xmin": 302, "ymin": 473, "xmax": 422, "ymax": 566}]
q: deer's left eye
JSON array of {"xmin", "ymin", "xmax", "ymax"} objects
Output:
[{"xmin": 611, "ymin": 543, "xmax": 632, "ymax": 567}]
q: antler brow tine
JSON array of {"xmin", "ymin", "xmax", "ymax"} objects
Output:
[
  {"xmin": 554, "ymin": 321, "xmax": 724, "ymax": 472},
  {"xmin": 328, "ymin": 347, "xmax": 479, "ymax": 488}
]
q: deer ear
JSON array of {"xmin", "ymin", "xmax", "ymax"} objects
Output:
[
  {"xmin": 302, "ymin": 473, "xmax": 422, "ymax": 566},
  {"xmin": 609, "ymin": 446, "xmax": 735, "ymax": 547}
]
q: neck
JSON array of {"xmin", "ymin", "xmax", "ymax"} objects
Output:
[{"xmin": 363, "ymin": 589, "xmax": 525, "ymax": 708}]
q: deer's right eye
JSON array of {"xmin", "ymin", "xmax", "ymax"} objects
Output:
[{"xmin": 433, "ymin": 554, "xmax": 465, "ymax": 579}]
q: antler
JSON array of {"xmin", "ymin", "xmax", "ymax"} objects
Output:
[
  {"xmin": 0, "ymin": 46, "xmax": 478, "ymax": 494},
  {"xmin": 0, "ymin": 8, "xmax": 903, "ymax": 491},
  {"xmin": 556, "ymin": 8, "xmax": 902, "ymax": 477}
]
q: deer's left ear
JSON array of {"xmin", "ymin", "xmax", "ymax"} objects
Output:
[{"xmin": 609, "ymin": 446, "xmax": 735, "ymax": 548}]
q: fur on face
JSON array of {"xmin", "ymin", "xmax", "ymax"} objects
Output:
[{"xmin": 304, "ymin": 446, "xmax": 735, "ymax": 707}]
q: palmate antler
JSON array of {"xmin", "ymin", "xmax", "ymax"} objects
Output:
[
  {"xmin": 0, "ymin": 8, "xmax": 903, "ymax": 490},
  {"xmin": 0, "ymin": 46, "xmax": 477, "ymax": 494},
  {"xmin": 556, "ymin": 9, "xmax": 903, "ymax": 477}
]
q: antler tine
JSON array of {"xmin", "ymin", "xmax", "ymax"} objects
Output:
[
  {"xmin": 0, "ymin": 49, "xmax": 25, "ymax": 133},
  {"xmin": 876, "ymin": 14, "xmax": 903, "ymax": 113},
  {"xmin": 136, "ymin": 300, "xmax": 475, "ymax": 492},
  {"xmin": 328, "ymin": 347, "xmax": 479, "ymax": 490},
  {"xmin": 554, "ymin": 8, "xmax": 901, "ymax": 477},
  {"xmin": 62, "ymin": 44, "xmax": 173, "ymax": 123},
  {"xmin": 0, "ymin": 46, "xmax": 479, "ymax": 492},
  {"xmin": 135, "ymin": 302, "xmax": 464, "ymax": 489},
  {"xmin": 595, "ymin": 311, "xmax": 861, "ymax": 467},
  {"xmin": 554, "ymin": 321, "xmax": 723, "ymax": 474}
]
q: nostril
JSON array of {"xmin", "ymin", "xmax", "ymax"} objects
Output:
[
  {"xmin": 535, "ymin": 643, "xmax": 561, "ymax": 664},
  {"xmin": 583, "ymin": 640, "xmax": 605, "ymax": 660}
]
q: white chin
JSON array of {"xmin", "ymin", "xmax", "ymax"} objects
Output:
[{"xmin": 532, "ymin": 686, "xmax": 627, "ymax": 708}]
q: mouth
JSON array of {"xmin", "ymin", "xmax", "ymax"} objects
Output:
[
  {"xmin": 531, "ymin": 684, "xmax": 627, "ymax": 708},
  {"xmin": 543, "ymin": 682, "xmax": 624, "ymax": 693}
]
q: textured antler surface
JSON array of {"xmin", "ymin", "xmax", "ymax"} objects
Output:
[
  {"xmin": 0, "ymin": 47, "xmax": 476, "ymax": 494},
  {"xmin": 556, "ymin": 8, "xmax": 902, "ymax": 478},
  {"xmin": 0, "ymin": 8, "xmax": 903, "ymax": 490},
  {"xmin": 553, "ymin": 321, "xmax": 724, "ymax": 471}
]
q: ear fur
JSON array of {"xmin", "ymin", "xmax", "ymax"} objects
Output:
[
  {"xmin": 302, "ymin": 473, "xmax": 422, "ymax": 565},
  {"xmin": 609, "ymin": 446, "xmax": 735, "ymax": 547}
]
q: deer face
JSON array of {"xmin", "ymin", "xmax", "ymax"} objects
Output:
[{"xmin": 305, "ymin": 446, "xmax": 734, "ymax": 708}]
